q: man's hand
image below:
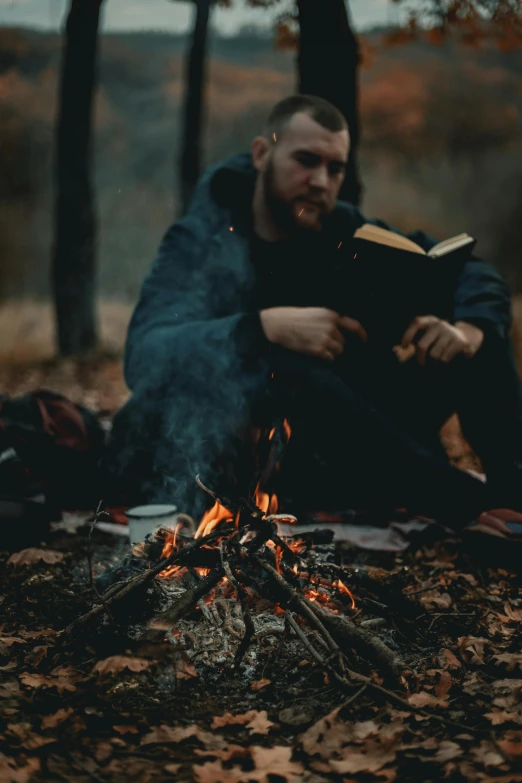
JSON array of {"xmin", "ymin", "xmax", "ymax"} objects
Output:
[
  {"xmin": 401, "ymin": 315, "xmax": 484, "ymax": 366},
  {"xmin": 260, "ymin": 306, "xmax": 367, "ymax": 361}
]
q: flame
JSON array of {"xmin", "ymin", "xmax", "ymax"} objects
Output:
[
  {"xmin": 287, "ymin": 539, "xmax": 305, "ymax": 554},
  {"xmin": 335, "ymin": 579, "xmax": 356, "ymax": 610},
  {"xmin": 255, "ymin": 487, "xmax": 278, "ymax": 515},
  {"xmin": 195, "ymin": 499, "xmax": 234, "ymax": 539},
  {"xmin": 283, "ymin": 418, "xmax": 292, "ymax": 442},
  {"xmin": 268, "ymin": 427, "xmax": 276, "ymax": 440},
  {"xmin": 160, "ymin": 564, "xmax": 185, "ymax": 579}
]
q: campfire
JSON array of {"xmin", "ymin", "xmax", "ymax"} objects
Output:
[{"xmin": 61, "ymin": 415, "xmax": 432, "ymax": 702}]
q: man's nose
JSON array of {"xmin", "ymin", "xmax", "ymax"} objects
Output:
[{"xmin": 309, "ymin": 166, "xmax": 329, "ymax": 190}]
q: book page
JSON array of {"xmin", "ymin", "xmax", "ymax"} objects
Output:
[
  {"xmin": 353, "ymin": 224, "xmax": 425, "ymax": 255},
  {"xmin": 428, "ymin": 234, "xmax": 474, "ymax": 258}
]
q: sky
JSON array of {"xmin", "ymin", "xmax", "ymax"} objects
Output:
[{"xmin": 0, "ymin": 0, "xmax": 399, "ymax": 37}]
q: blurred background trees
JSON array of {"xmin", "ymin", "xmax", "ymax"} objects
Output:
[
  {"xmin": 1, "ymin": 0, "xmax": 522, "ymax": 359},
  {"xmin": 52, "ymin": 0, "xmax": 104, "ymax": 356}
]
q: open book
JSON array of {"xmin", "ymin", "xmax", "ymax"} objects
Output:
[
  {"xmin": 335, "ymin": 224, "xmax": 476, "ymax": 347},
  {"xmin": 353, "ymin": 224, "xmax": 475, "ymax": 259}
]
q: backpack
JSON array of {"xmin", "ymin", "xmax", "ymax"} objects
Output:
[{"xmin": 0, "ymin": 390, "xmax": 105, "ymax": 509}]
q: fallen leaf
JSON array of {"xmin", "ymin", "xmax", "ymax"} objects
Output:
[
  {"xmin": 471, "ymin": 739, "xmax": 505, "ymax": 768},
  {"xmin": 435, "ymin": 671, "xmax": 453, "ymax": 700},
  {"xmin": 246, "ymin": 712, "xmax": 275, "ymax": 736},
  {"xmin": 41, "ymin": 708, "xmax": 74, "ymax": 730},
  {"xmin": 494, "ymin": 653, "xmax": 522, "ymax": 673},
  {"xmin": 497, "ymin": 731, "xmax": 522, "ymax": 758},
  {"xmin": 113, "ymin": 725, "xmax": 139, "ymax": 735},
  {"xmin": 7, "ymin": 549, "xmax": 64, "ymax": 567},
  {"xmin": 329, "ymin": 738, "xmax": 397, "ymax": 775},
  {"xmin": 251, "ymin": 678, "xmax": 271, "ymax": 691},
  {"xmin": 485, "ymin": 710, "xmax": 522, "ymax": 725},
  {"xmin": 19, "ymin": 629, "xmax": 56, "ymax": 640},
  {"xmin": 0, "ymin": 637, "xmax": 25, "ymax": 646},
  {"xmin": 502, "ymin": 603, "xmax": 522, "ymax": 623},
  {"xmin": 193, "ymin": 760, "xmax": 245, "ymax": 783},
  {"xmin": 299, "ymin": 706, "xmax": 345, "ymax": 759},
  {"xmin": 462, "ymin": 671, "xmax": 484, "ymax": 696},
  {"xmin": 492, "ymin": 679, "xmax": 522, "ymax": 709},
  {"xmin": 422, "ymin": 592, "xmax": 453, "ymax": 609},
  {"xmin": 211, "ymin": 711, "xmax": 275, "ymax": 735},
  {"xmin": 439, "ymin": 648, "xmax": 462, "ymax": 670},
  {"xmin": 194, "ymin": 745, "xmax": 250, "ymax": 761},
  {"xmin": 26, "ymin": 646, "xmax": 49, "ymax": 667},
  {"xmin": 193, "ymin": 746, "xmax": 303, "ymax": 783},
  {"xmin": 408, "ymin": 692, "xmax": 449, "ymax": 709},
  {"xmin": 434, "ymin": 740, "xmax": 463, "ymax": 762},
  {"xmin": 458, "ymin": 636, "xmax": 488, "ymax": 665},
  {"xmin": 141, "ymin": 724, "xmax": 224, "ymax": 749},
  {"xmin": 0, "ymin": 755, "xmax": 40, "ymax": 783},
  {"xmin": 7, "ymin": 723, "xmax": 55, "ymax": 749},
  {"xmin": 164, "ymin": 764, "xmax": 181, "ymax": 775},
  {"xmin": 19, "ymin": 672, "xmax": 76, "ymax": 693},
  {"xmin": 93, "ymin": 656, "xmax": 150, "ymax": 675},
  {"xmin": 249, "ymin": 746, "xmax": 304, "ymax": 781}
]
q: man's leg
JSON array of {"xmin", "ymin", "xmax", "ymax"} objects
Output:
[
  {"xmin": 270, "ymin": 347, "xmax": 488, "ymax": 527},
  {"xmin": 449, "ymin": 335, "xmax": 522, "ymax": 507}
]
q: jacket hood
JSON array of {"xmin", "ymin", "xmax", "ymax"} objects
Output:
[{"xmin": 208, "ymin": 152, "xmax": 257, "ymax": 208}]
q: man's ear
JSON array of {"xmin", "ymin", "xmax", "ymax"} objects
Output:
[{"xmin": 251, "ymin": 136, "xmax": 271, "ymax": 173}]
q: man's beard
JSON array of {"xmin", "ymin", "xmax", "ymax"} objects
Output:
[{"xmin": 263, "ymin": 158, "xmax": 327, "ymax": 239}]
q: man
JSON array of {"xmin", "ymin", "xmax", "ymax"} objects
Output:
[{"xmin": 107, "ymin": 94, "xmax": 522, "ymax": 536}]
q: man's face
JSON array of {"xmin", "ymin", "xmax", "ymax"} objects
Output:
[{"xmin": 257, "ymin": 112, "xmax": 349, "ymax": 237}]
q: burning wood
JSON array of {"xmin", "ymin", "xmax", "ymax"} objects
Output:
[{"xmin": 60, "ymin": 463, "xmax": 429, "ymax": 705}]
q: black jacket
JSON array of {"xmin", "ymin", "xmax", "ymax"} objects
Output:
[{"xmin": 108, "ymin": 152, "xmax": 512, "ymax": 509}]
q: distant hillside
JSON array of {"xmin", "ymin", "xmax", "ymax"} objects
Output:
[{"xmin": 1, "ymin": 25, "xmax": 522, "ymax": 301}]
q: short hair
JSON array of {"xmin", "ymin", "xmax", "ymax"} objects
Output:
[{"xmin": 265, "ymin": 95, "xmax": 348, "ymax": 142}]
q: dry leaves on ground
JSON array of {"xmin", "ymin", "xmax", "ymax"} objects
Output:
[
  {"xmin": 0, "ymin": 755, "xmax": 41, "ymax": 783},
  {"xmin": 41, "ymin": 708, "xmax": 74, "ymax": 730},
  {"xmin": 7, "ymin": 549, "xmax": 65, "ymax": 567},
  {"xmin": 19, "ymin": 666, "xmax": 80, "ymax": 693},
  {"xmin": 6, "ymin": 723, "xmax": 55, "ymax": 750},
  {"xmin": 141, "ymin": 724, "xmax": 225, "ymax": 750},
  {"xmin": 211, "ymin": 710, "xmax": 275, "ymax": 735},
  {"xmin": 93, "ymin": 656, "xmax": 151, "ymax": 676},
  {"xmin": 193, "ymin": 746, "xmax": 303, "ymax": 783}
]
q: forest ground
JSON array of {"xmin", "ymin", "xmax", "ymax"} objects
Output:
[{"xmin": 1, "ymin": 299, "xmax": 522, "ymax": 782}]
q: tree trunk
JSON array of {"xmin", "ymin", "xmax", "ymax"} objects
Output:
[
  {"xmin": 179, "ymin": 0, "xmax": 212, "ymax": 215},
  {"xmin": 52, "ymin": 0, "xmax": 102, "ymax": 357},
  {"xmin": 296, "ymin": 0, "xmax": 362, "ymax": 205}
]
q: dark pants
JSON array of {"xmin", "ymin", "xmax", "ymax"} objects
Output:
[{"xmin": 269, "ymin": 333, "xmax": 522, "ymax": 526}]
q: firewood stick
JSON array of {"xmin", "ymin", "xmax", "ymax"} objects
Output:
[
  {"xmin": 218, "ymin": 541, "xmax": 256, "ymax": 667},
  {"xmin": 158, "ymin": 567, "xmax": 226, "ymax": 625},
  {"xmin": 285, "ymin": 611, "xmax": 350, "ymax": 689},
  {"xmin": 318, "ymin": 562, "xmax": 424, "ymax": 621},
  {"xmin": 146, "ymin": 521, "xmax": 278, "ymax": 630},
  {"xmin": 254, "ymin": 555, "xmax": 401, "ymax": 680},
  {"xmin": 286, "ymin": 611, "xmax": 482, "ymax": 735},
  {"xmin": 60, "ymin": 527, "xmax": 227, "ymax": 637},
  {"xmin": 309, "ymin": 602, "xmax": 402, "ymax": 680},
  {"xmin": 253, "ymin": 557, "xmax": 342, "ymax": 657}
]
